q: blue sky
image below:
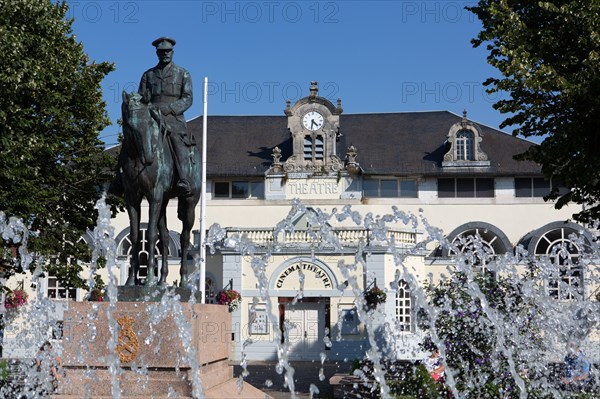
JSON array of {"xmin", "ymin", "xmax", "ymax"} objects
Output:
[{"xmin": 66, "ymin": 1, "xmax": 521, "ymax": 147}]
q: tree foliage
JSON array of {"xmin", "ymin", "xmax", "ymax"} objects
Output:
[
  {"xmin": 418, "ymin": 271, "xmax": 545, "ymax": 398},
  {"xmin": 469, "ymin": 1, "xmax": 600, "ymax": 222},
  {"xmin": 0, "ymin": 0, "xmax": 116, "ymax": 287}
]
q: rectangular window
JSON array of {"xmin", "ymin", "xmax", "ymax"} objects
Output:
[
  {"xmin": 514, "ymin": 178, "xmax": 533, "ymax": 197},
  {"xmin": 339, "ymin": 305, "xmax": 360, "ymax": 335},
  {"xmin": 214, "ymin": 182, "xmax": 230, "ymax": 198},
  {"xmin": 47, "ymin": 277, "xmax": 76, "ymax": 300},
  {"xmin": 303, "ymin": 136, "xmax": 312, "ymax": 160},
  {"xmin": 231, "ymin": 181, "xmax": 249, "ymax": 198},
  {"xmin": 363, "ymin": 178, "xmax": 418, "ymax": 198},
  {"xmin": 533, "ymin": 178, "xmax": 551, "ymax": 197},
  {"xmin": 438, "ymin": 179, "xmax": 455, "ymax": 198},
  {"xmin": 548, "ymin": 265, "xmax": 582, "ymax": 300},
  {"xmin": 438, "ymin": 178, "xmax": 495, "ymax": 198},
  {"xmin": 363, "ymin": 180, "xmax": 379, "ymax": 197},
  {"xmin": 400, "ymin": 180, "xmax": 418, "ymax": 198},
  {"xmin": 213, "ymin": 181, "xmax": 264, "ymax": 199},
  {"xmin": 380, "ymin": 180, "xmax": 398, "ymax": 197},
  {"xmin": 476, "ymin": 178, "xmax": 495, "ymax": 198},
  {"xmin": 52, "ymin": 321, "xmax": 64, "ymax": 340},
  {"xmin": 315, "ymin": 135, "xmax": 324, "ymax": 160},
  {"xmin": 456, "ymin": 178, "xmax": 474, "ymax": 198},
  {"xmin": 250, "ymin": 181, "xmax": 264, "ymax": 198},
  {"xmin": 515, "ymin": 177, "xmax": 554, "ymax": 198}
]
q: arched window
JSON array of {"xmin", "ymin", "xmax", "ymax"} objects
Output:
[
  {"xmin": 395, "ymin": 280, "xmax": 412, "ymax": 332},
  {"xmin": 455, "ymin": 130, "xmax": 474, "ymax": 160},
  {"xmin": 532, "ymin": 225, "xmax": 586, "ymax": 300},
  {"xmin": 116, "ymin": 227, "xmax": 180, "ymax": 283},
  {"xmin": 442, "ymin": 222, "xmax": 511, "ymax": 273},
  {"xmin": 442, "ymin": 112, "xmax": 489, "ymax": 167}
]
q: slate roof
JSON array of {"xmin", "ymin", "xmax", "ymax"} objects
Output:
[{"xmin": 185, "ymin": 110, "xmax": 541, "ymax": 177}]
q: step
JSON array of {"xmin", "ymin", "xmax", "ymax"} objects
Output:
[
  {"xmin": 56, "ymin": 363, "xmax": 233, "ymax": 396},
  {"xmin": 52, "ymin": 396, "xmax": 193, "ymax": 399}
]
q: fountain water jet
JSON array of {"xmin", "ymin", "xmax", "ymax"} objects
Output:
[{"xmin": 0, "ymin": 196, "xmax": 598, "ymax": 398}]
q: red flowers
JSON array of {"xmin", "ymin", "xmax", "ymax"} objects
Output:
[
  {"xmin": 216, "ymin": 289, "xmax": 241, "ymax": 312},
  {"xmin": 5, "ymin": 289, "xmax": 28, "ymax": 309}
]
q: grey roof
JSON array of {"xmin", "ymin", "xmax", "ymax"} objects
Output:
[{"xmin": 186, "ymin": 111, "xmax": 541, "ymax": 177}]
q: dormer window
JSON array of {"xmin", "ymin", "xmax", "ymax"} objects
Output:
[
  {"xmin": 442, "ymin": 110, "xmax": 490, "ymax": 167},
  {"xmin": 455, "ymin": 130, "xmax": 474, "ymax": 161}
]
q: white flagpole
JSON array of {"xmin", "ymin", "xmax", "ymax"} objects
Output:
[{"xmin": 199, "ymin": 76, "xmax": 208, "ymax": 303}]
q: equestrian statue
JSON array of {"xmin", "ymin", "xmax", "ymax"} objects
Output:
[{"xmin": 114, "ymin": 37, "xmax": 201, "ymax": 287}]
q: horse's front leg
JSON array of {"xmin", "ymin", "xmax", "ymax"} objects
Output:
[
  {"xmin": 157, "ymin": 200, "xmax": 170, "ymax": 286},
  {"xmin": 178, "ymin": 196, "xmax": 197, "ymax": 288},
  {"xmin": 125, "ymin": 200, "xmax": 142, "ymax": 286},
  {"xmin": 145, "ymin": 199, "xmax": 161, "ymax": 287}
]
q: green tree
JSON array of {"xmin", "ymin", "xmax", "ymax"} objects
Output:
[
  {"xmin": 469, "ymin": 1, "xmax": 600, "ymax": 222},
  {"xmin": 0, "ymin": 0, "xmax": 116, "ymax": 289}
]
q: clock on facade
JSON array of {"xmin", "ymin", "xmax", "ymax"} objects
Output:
[{"xmin": 302, "ymin": 111, "xmax": 324, "ymax": 131}]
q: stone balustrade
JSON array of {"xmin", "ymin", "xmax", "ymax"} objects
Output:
[{"xmin": 224, "ymin": 227, "xmax": 418, "ymax": 247}]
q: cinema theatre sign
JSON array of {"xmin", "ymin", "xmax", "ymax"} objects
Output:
[{"xmin": 275, "ymin": 262, "xmax": 333, "ymax": 289}]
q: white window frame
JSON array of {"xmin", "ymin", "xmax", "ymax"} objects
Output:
[
  {"xmin": 47, "ymin": 276, "xmax": 77, "ymax": 300},
  {"xmin": 455, "ymin": 130, "xmax": 474, "ymax": 161},
  {"xmin": 395, "ymin": 280, "xmax": 413, "ymax": 332},
  {"xmin": 535, "ymin": 228, "xmax": 583, "ymax": 300}
]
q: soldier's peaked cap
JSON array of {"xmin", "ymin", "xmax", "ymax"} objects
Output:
[{"xmin": 152, "ymin": 37, "xmax": 176, "ymax": 50}]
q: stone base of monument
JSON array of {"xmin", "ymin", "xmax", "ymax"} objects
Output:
[{"xmin": 51, "ymin": 300, "xmax": 270, "ymax": 398}]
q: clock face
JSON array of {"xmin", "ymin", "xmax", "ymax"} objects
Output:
[{"xmin": 302, "ymin": 111, "xmax": 324, "ymax": 131}]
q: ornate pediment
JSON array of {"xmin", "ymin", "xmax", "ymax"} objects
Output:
[
  {"xmin": 280, "ymin": 81, "xmax": 344, "ymax": 176},
  {"xmin": 442, "ymin": 110, "xmax": 490, "ymax": 167}
]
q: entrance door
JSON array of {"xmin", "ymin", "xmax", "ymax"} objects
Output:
[{"xmin": 284, "ymin": 303, "xmax": 325, "ymax": 359}]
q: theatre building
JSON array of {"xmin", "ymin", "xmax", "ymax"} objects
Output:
[{"xmin": 21, "ymin": 82, "xmax": 599, "ymax": 362}]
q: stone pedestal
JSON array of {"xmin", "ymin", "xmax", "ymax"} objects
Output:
[{"xmin": 51, "ymin": 301, "xmax": 269, "ymax": 398}]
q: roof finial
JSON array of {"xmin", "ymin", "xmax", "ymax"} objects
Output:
[
  {"xmin": 309, "ymin": 81, "xmax": 318, "ymax": 99},
  {"xmin": 461, "ymin": 109, "xmax": 469, "ymax": 128}
]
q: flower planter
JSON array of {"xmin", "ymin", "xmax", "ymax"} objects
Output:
[
  {"xmin": 216, "ymin": 289, "xmax": 241, "ymax": 312},
  {"xmin": 364, "ymin": 286, "xmax": 386, "ymax": 310}
]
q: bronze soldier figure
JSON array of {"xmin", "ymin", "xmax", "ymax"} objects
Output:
[{"xmin": 139, "ymin": 36, "xmax": 194, "ymax": 196}]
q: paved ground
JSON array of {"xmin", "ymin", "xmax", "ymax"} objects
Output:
[{"xmin": 232, "ymin": 360, "xmax": 355, "ymax": 399}]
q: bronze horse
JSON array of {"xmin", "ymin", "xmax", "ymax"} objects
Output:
[{"xmin": 119, "ymin": 91, "xmax": 201, "ymax": 286}]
